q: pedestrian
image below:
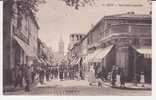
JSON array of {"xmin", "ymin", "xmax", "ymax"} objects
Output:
[
  {"xmin": 19, "ymin": 64, "xmax": 24, "ymax": 87},
  {"xmin": 39, "ymin": 67, "xmax": 45, "ymax": 84},
  {"xmin": 120, "ymin": 69, "xmax": 126, "ymax": 88},
  {"xmin": 80, "ymin": 71, "xmax": 83, "ymax": 80},
  {"xmin": 12, "ymin": 63, "xmax": 23, "ymax": 88},
  {"xmin": 136, "ymin": 73, "xmax": 141, "ymax": 84},
  {"xmin": 55, "ymin": 68, "xmax": 58, "ymax": 79},
  {"xmin": 111, "ymin": 70, "xmax": 116, "ymax": 87},
  {"xmin": 46, "ymin": 67, "xmax": 50, "ymax": 81},
  {"xmin": 88, "ymin": 64, "xmax": 96, "ymax": 86},
  {"xmin": 59, "ymin": 66, "xmax": 63, "ymax": 81},
  {"xmin": 140, "ymin": 72, "xmax": 145, "ymax": 87},
  {"xmin": 31, "ymin": 64, "xmax": 36, "ymax": 84},
  {"xmin": 97, "ymin": 78, "xmax": 103, "ymax": 88},
  {"xmin": 23, "ymin": 64, "xmax": 32, "ymax": 92}
]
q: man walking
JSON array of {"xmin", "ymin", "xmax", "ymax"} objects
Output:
[
  {"xmin": 111, "ymin": 65, "xmax": 117, "ymax": 87},
  {"xmin": 23, "ymin": 64, "xmax": 32, "ymax": 92},
  {"xmin": 120, "ymin": 69, "xmax": 126, "ymax": 88},
  {"xmin": 12, "ymin": 63, "xmax": 23, "ymax": 88}
]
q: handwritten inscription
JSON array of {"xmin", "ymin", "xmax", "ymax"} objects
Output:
[{"xmin": 102, "ymin": 3, "xmax": 143, "ymax": 7}]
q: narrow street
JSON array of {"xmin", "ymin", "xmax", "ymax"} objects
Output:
[
  {"xmin": 2, "ymin": 0, "xmax": 152, "ymax": 96},
  {"xmin": 4, "ymin": 80, "xmax": 151, "ymax": 96}
]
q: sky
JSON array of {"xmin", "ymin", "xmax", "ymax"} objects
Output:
[{"xmin": 37, "ymin": 0, "xmax": 151, "ymax": 54}]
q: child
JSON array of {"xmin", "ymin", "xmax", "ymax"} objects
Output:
[{"xmin": 97, "ymin": 78, "xmax": 103, "ymax": 88}]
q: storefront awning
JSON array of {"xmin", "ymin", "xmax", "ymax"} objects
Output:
[
  {"xmin": 86, "ymin": 50, "xmax": 100, "ymax": 62},
  {"xmin": 38, "ymin": 58, "xmax": 42, "ymax": 63},
  {"xmin": 40, "ymin": 58, "xmax": 47, "ymax": 65},
  {"xmin": 13, "ymin": 35, "xmax": 35, "ymax": 57},
  {"xmin": 45, "ymin": 60, "xmax": 51, "ymax": 66},
  {"xmin": 136, "ymin": 47, "xmax": 152, "ymax": 58},
  {"xmin": 71, "ymin": 58, "xmax": 81, "ymax": 65},
  {"xmin": 92, "ymin": 45, "xmax": 114, "ymax": 62}
]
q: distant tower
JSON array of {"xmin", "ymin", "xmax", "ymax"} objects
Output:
[{"xmin": 59, "ymin": 37, "xmax": 64, "ymax": 56}]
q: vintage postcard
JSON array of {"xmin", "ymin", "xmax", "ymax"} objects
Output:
[{"xmin": 2, "ymin": 0, "xmax": 152, "ymax": 96}]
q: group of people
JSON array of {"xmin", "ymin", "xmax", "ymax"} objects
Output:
[
  {"xmin": 12, "ymin": 63, "xmax": 34, "ymax": 92},
  {"xmin": 58, "ymin": 64, "xmax": 84, "ymax": 81},
  {"xmin": 87, "ymin": 63, "xmax": 146, "ymax": 88},
  {"xmin": 12, "ymin": 61, "xmax": 86, "ymax": 92},
  {"xmin": 111, "ymin": 65, "xmax": 126, "ymax": 87},
  {"xmin": 111, "ymin": 65, "xmax": 145, "ymax": 88},
  {"xmin": 12, "ymin": 62, "xmax": 61, "ymax": 92}
]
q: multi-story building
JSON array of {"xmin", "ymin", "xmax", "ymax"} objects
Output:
[
  {"xmin": 68, "ymin": 33, "xmax": 86, "ymax": 51},
  {"xmin": 37, "ymin": 39, "xmax": 52, "ymax": 66},
  {"xmin": 85, "ymin": 12, "xmax": 151, "ymax": 83},
  {"xmin": 59, "ymin": 37, "xmax": 64, "ymax": 57},
  {"xmin": 3, "ymin": 0, "xmax": 39, "ymax": 86},
  {"xmin": 67, "ymin": 33, "xmax": 86, "ymax": 78}
]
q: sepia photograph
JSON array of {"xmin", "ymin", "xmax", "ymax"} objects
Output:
[{"xmin": 2, "ymin": 0, "xmax": 152, "ymax": 96}]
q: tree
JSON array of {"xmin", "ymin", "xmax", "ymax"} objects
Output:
[
  {"xmin": 62, "ymin": 0, "xmax": 95, "ymax": 9},
  {"xmin": 4, "ymin": 0, "xmax": 46, "ymax": 16}
]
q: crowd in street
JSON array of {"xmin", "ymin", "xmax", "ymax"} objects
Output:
[
  {"xmin": 11, "ymin": 60, "xmax": 146, "ymax": 92},
  {"xmin": 87, "ymin": 64, "xmax": 146, "ymax": 88},
  {"xmin": 107, "ymin": 65, "xmax": 145, "ymax": 88},
  {"xmin": 11, "ymin": 61, "xmax": 85, "ymax": 92}
]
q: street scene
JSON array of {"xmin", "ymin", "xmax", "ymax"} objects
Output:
[{"xmin": 3, "ymin": 0, "xmax": 152, "ymax": 96}]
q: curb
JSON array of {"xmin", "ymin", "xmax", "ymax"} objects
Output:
[
  {"xmin": 111, "ymin": 86, "xmax": 152, "ymax": 90},
  {"xmin": 102, "ymin": 82, "xmax": 151, "ymax": 90}
]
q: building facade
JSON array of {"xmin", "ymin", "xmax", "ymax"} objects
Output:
[
  {"xmin": 67, "ymin": 33, "xmax": 86, "ymax": 78},
  {"xmin": 59, "ymin": 37, "xmax": 64, "ymax": 57},
  {"xmin": 85, "ymin": 12, "xmax": 151, "ymax": 83},
  {"xmin": 3, "ymin": 0, "xmax": 39, "ymax": 86},
  {"xmin": 37, "ymin": 39, "xmax": 53, "ymax": 66}
]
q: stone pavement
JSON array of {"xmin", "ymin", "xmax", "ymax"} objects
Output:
[
  {"xmin": 102, "ymin": 81, "xmax": 152, "ymax": 90},
  {"xmin": 36, "ymin": 79, "xmax": 91, "ymax": 88},
  {"xmin": 4, "ymin": 80, "xmax": 151, "ymax": 96},
  {"xmin": 35, "ymin": 79, "xmax": 151, "ymax": 90}
]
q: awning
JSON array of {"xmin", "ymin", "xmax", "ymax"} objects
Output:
[
  {"xmin": 75, "ymin": 58, "xmax": 81, "ymax": 64},
  {"xmin": 38, "ymin": 58, "xmax": 42, "ymax": 63},
  {"xmin": 45, "ymin": 60, "xmax": 51, "ymax": 66},
  {"xmin": 40, "ymin": 58, "xmax": 47, "ymax": 65},
  {"xmin": 136, "ymin": 47, "xmax": 151, "ymax": 58},
  {"xmin": 71, "ymin": 58, "xmax": 81, "ymax": 65},
  {"xmin": 70, "ymin": 58, "xmax": 76, "ymax": 65},
  {"xmin": 13, "ymin": 35, "xmax": 35, "ymax": 57},
  {"xmin": 86, "ymin": 50, "xmax": 99, "ymax": 62},
  {"xmin": 33, "ymin": 57, "xmax": 42, "ymax": 64},
  {"xmin": 92, "ymin": 45, "xmax": 114, "ymax": 62}
]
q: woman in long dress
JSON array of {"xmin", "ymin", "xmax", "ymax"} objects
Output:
[{"xmin": 88, "ymin": 64, "xmax": 96, "ymax": 85}]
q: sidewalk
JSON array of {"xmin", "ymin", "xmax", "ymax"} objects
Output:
[
  {"xmin": 102, "ymin": 81, "xmax": 152, "ymax": 90},
  {"xmin": 3, "ymin": 79, "xmax": 39, "ymax": 94},
  {"xmin": 36, "ymin": 79, "xmax": 90, "ymax": 88}
]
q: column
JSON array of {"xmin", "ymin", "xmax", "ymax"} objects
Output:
[{"xmin": 116, "ymin": 41, "xmax": 129, "ymax": 77}]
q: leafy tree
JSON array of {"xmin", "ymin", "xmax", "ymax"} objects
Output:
[
  {"xmin": 4, "ymin": 0, "xmax": 46, "ymax": 16},
  {"xmin": 62, "ymin": 0, "xmax": 95, "ymax": 9}
]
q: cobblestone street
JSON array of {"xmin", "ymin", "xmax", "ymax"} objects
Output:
[{"xmin": 4, "ymin": 80, "xmax": 151, "ymax": 96}]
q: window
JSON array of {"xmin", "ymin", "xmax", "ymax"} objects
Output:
[
  {"xmin": 17, "ymin": 13, "xmax": 22, "ymax": 30},
  {"xmin": 132, "ymin": 38, "xmax": 139, "ymax": 46},
  {"xmin": 143, "ymin": 39, "xmax": 151, "ymax": 46},
  {"xmin": 111, "ymin": 24, "xmax": 129, "ymax": 33}
]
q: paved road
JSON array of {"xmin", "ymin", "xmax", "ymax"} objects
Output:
[{"xmin": 4, "ymin": 80, "xmax": 151, "ymax": 96}]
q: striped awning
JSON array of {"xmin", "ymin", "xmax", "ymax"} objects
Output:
[
  {"xmin": 92, "ymin": 45, "xmax": 114, "ymax": 62},
  {"xmin": 136, "ymin": 47, "xmax": 151, "ymax": 58},
  {"xmin": 13, "ymin": 35, "xmax": 35, "ymax": 57},
  {"xmin": 71, "ymin": 58, "xmax": 81, "ymax": 65}
]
